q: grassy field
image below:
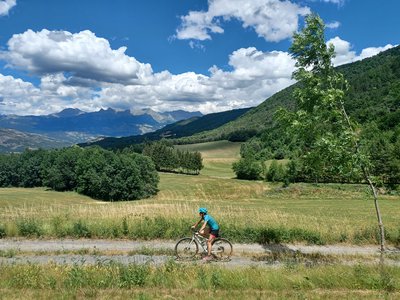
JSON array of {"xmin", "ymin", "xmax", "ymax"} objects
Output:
[
  {"xmin": 0, "ymin": 140, "xmax": 399, "ymax": 245},
  {"xmin": 176, "ymin": 140, "xmax": 241, "ymax": 178},
  {"xmin": 1, "ymin": 140, "xmax": 399, "ymax": 298},
  {"xmin": 0, "ymin": 262, "xmax": 399, "ymax": 299}
]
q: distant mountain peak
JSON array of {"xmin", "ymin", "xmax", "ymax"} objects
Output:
[
  {"xmin": 53, "ymin": 108, "xmax": 84, "ymax": 117},
  {"xmin": 131, "ymin": 108, "xmax": 157, "ymax": 115}
]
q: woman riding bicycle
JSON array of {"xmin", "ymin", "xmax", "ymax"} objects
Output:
[{"xmin": 191, "ymin": 207, "xmax": 219, "ymax": 261}]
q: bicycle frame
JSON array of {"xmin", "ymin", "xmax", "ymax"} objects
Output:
[{"xmin": 191, "ymin": 231, "xmax": 209, "ymax": 252}]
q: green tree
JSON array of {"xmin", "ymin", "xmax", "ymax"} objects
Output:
[
  {"xmin": 232, "ymin": 156, "xmax": 262, "ymax": 180},
  {"xmin": 143, "ymin": 141, "xmax": 203, "ymax": 175},
  {"xmin": 17, "ymin": 149, "xmax": 47, "ymax": 188},
  {"xmin": 75, "ymin": 147, "xmax": 158, "ymax": 201},
  {"xmin": 278, "ymin": 13, "xmax": 386, "ymax": 251},
  {"xmin": 0, "ymin": 154, "xmax": 20, "ymax": 187},
  {"xmin": 42, "ymin": 147, "xmax": 82, "ymax": 191}
]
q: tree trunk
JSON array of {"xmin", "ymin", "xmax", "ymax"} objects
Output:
[
  {"xmin": 366, "ymin": 174, "xmax": 385, "ymax": 252},
  {"xmin": 340, "ymin": 102, "xmax": 385, "ymax": 252}
]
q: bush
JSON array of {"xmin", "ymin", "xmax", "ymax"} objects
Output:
[
  {"xmin": 50, "ymin": 216, "xmax": 71, "ymax": 238},
  {"xmin": 16, "ymin": 219, "xmax": 43, "ymax": 237},
  {"xmin": 256, "ymin": 227, "xmax": 325, "ymax": 245},
  {"xmin": 285, "ymin": 159, "xmax": 300, "ymax": 183},
  {"xmin": 232, "ymin": 157, "xmax": 262, "ymax": 180},
  {"xmin": 119, "ymin": 264, "xmax": 150, "ymax": 287},
  {"xmin": 72, "ymin": 220, "xmax": 91, "ymax": 238},
  {"xmin": 222, "ymin": 225, "xmax": 325, "ymax": 245},
  {"xmin": 266, "ymin": 160, "xmax": 286, "ymax": 182}
]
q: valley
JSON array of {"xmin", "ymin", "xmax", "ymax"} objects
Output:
[{"xmin": 0, "ymin": 141, "xmax": 399, "ymax": 298}]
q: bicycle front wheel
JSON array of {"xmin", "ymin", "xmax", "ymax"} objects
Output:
[
  {"xmin": 175, "ymin": 237, "xmax": 199, "ymax": 259},
  {"xmin": 211, "ymin": 238, "xmax": 233, "ymax": 260}
]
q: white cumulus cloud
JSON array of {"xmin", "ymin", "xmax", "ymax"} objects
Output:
[
  {"xmin": 357, "ymin": 45, "xmax": 396, "ymax": 61},
  {"xmin": 93, "ymin": 47, "xmax": 296, "ymax": 114},
  {"xmin": 0, "ymin": 40, "xmax": 298, "ymax": 115},
  {"xmin": 176, "ymin": 0, "xmax": 310, "ymax": 42},
  {"xmin": 1, "ymin": 29, "xmax": 153, "ymax": 84},
  {"xmin": 0, "ymin": 29, "xmax": 395, "ymax": 117},
  {"xmin": 327, "ymin": 36, "xmax": 396, "ymax": 66},
  {"xmin": 0, "ymin": 73, "xmax": 73, "ymax": 115},
  {"xmin": 326, "ymin": 21, "xmax": 340, "ymax": 29},
  {"xmin": 0, "ymin": 0, "xmax": 16, "ymax": 16}
]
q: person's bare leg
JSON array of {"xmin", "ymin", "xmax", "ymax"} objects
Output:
[{"xmin": 207, "ymin": 235, "xmax": 215, "ymax": 257}]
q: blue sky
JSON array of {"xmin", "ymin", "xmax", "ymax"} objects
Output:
[{"xmin": 0, "ymin": 0, "xmax": 398, "ymax": 115}]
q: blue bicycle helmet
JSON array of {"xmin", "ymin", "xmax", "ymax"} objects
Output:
[{"xmin": 198, "ymin": 207, "xmax": 207, "ymax": 214}]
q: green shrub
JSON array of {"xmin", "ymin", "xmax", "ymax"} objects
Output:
[
  {"xmin": 118, "ymin": 264, "xmax": 150, "ymax": 288},
  {"xmin": 353, "ymin": 227, "xmax": 378, "ymax": 244},
  {"xmin": 50, "ymin": 216, "xmax": 71, "ymax": 238},
  {"xmin": 72, "ymin": 220, "xmax": 91, "ymax": 238},
  {"xmin": 16, "ymin": 219, "xmax": 43, "ymax": 237},
  {"xmin": 222, "ymin": 226, "xmax": 325, "ymax": 245},
  {"xmin": 266, "ymin": 160, "xmax": 286, "ymax": 182},
  {"xmin": 65, "ymin": 265, "xmax": 89, "ymax": 288}
]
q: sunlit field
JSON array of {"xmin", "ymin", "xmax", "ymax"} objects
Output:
[
  {"xmin": 176, "ymin": 140, "xmax": 241, "ymax": 178},
  {"xmin": 0, "ymin": 140, "xmax": 399, "ymax": 245},
  {"xmin": 0, "ymin": 263, "xmax": 398, "ymax": 299}
]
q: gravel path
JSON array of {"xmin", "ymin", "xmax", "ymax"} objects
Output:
[
  {"xmin": 1, "ymin": 239, "xmax": 399, "ymax": 267},
  {"xmin": 0, "ymin": 238, "xmax": 391, "ymax": 254}
]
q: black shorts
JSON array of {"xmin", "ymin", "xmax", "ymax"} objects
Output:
[{"xmin": 210, "ymin": 229, "xmax": 219, "ymax": 238}]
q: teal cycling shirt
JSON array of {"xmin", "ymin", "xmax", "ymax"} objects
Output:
[{"xmin": 203, "ymin": 214, "xmax": 219, "ymax": 231}]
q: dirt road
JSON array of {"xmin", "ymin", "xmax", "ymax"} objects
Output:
[{"xmin": 0, "ymin": 239, "xmax": 399, "ymax": 267}]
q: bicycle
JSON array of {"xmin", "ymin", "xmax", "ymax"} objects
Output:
[{"xmin": 174, "ymin": 229, "xmax": 233, "ymax": 261}]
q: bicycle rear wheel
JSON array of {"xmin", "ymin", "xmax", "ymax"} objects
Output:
[
  {"xmin": 211, "ymin": 238, "xmax": 233, "ymax": 260},
  {"xmin": 175, "ymin": 237, "xmax": 199, "ymax": 259}
]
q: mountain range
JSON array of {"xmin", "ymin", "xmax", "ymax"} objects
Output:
[
  {"xmin": 79, "ymin": 107, "xmax": 252, "ymax": 149},
  {"xmin": 0, "ymin": 108, "xmax": 202, "ymax": 151},
  {"xmin": 1, "ymin": 45, "xmax": 399, "ymax": 153}
]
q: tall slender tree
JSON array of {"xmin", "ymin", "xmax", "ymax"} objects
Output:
[{"xmin": 278, "ymin": 13, "xmax": 385, "ymax": 251}]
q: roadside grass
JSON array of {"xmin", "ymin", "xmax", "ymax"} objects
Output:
[
  {"xmin": 0, "ymin": 140, "xmax": 399, "ymax": 245},
  {"xmin": 0, "ymin": 288, "xmax": 397, "ymax": 300},
  {"xmin": 0, "ymin": 262, "xmax": 398, "ymax": 298}
]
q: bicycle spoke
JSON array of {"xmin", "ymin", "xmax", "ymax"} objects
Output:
[
  {"xmin": 211, "ymin": 238, "xmax": 233, "ymax": 260},
  {"xmin": 175, "ymin": 237, "xmax": 198, "ymax": 259}
]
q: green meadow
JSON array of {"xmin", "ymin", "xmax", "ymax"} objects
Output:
[
  {"xmin": 0, "ymin": 262, "xmax": 399, "ymax": 299},
  {"xmin": 0, "ymin": 140, "xmax": 399, "ymax": 245},
  {"xmin": 1, "ymin": 140, "xmax": 400, "ymax": 298}
]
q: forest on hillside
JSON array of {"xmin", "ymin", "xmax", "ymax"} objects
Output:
[
  {"xmin": 230, "ymin": 24, "xmax": 400, "ymax": 188},
  {"xmin": 178, "ymin": 45, "xmax": 400, "ymax": 147}
]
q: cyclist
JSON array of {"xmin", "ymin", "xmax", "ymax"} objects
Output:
[{"xmin": 191, "ymin": 207, "xmax": 219, "ymax": 261}]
